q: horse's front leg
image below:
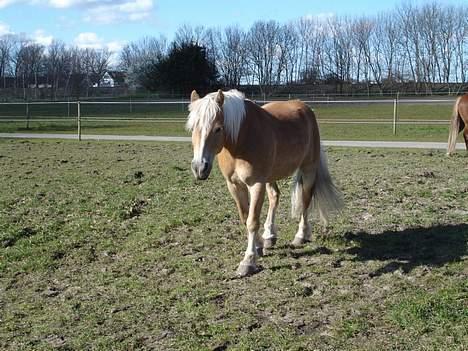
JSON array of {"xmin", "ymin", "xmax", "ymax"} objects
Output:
[
  {"xmin": 262, "ymin": 182, "xmax": 280, "ymax": 248},
  {"xmin": 226, "ymin": 180, "xmax": 249, "ymax": 224},
  {"xmin": 237, "ymin": 182, "xmax": 265, "ymax": 277}
]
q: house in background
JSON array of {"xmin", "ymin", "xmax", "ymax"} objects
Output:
[{"xmin": 94, "ymin": 71, "xmax": 127, "ymax": 88}]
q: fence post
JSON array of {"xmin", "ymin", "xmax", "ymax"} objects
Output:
[
  {"xmin": 393, "ymin": 95, "xmax": 399, "ymax": 135},
  {"xmin": 77, "ymin": 101, "xmax": 81, "ymax": 141},
  {"xmin": 129, "ymin": 97, "xmax": 133, "ymax": 114},
  {"xmin": 26, "ymin": 101, "xmax": 30, "ymax": 129},
  {"xmin": 67, "ymin": 98, "xmax": 70, "ymax": 118}
]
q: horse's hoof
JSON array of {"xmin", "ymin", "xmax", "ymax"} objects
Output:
[
  {"xmin": 263, "ymin": 237, "xmax": 277, "ymax": 249},
  {"xmin": 236, "ymin": 263, "xmax": 258, "ymax": 277},
  {"xmin": 291, "ymin": 236, "xmax": 309, "ymax": 247}
]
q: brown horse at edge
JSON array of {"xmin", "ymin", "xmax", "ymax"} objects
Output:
[{"xmin": 447, "ymin": 93, "xmax": 468, "ymax": 155}]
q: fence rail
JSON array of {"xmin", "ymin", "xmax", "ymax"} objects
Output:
[{"xmin": 0, "ymin": 98, "xmax": 455, "ymax": 139}]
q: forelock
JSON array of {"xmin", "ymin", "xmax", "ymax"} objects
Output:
[{"xmin": 186, "ymin": 94, "xmax": 221, "ymax": 134}]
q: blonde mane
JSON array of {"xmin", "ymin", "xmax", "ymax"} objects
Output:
[{"xmin": 186, "ymin": 89, "xmax": 246, "ymax": 142}]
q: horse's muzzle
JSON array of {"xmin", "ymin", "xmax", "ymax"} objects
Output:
[{"xmin": 191, "ymin": 160, "xmax": 212, "ymax": 180}]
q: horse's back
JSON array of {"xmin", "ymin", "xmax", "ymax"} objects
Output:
[
  {"xmin": 261, "ymin": 99, "xmax": 319, "ymax": 144},
  {"xmin": 262, "ymin": 100, "xmax": 315, "ymax": 122}
]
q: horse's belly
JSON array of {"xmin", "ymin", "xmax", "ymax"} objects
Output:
[
  {"xmin": 268, "ymin": 136, "xmax": 311, "ymax": 179},
  {"xmin": 269, "ymin": 156, "xmax": 304, "ymax": 181}
]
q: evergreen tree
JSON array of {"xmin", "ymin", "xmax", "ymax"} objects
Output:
[{"xmin": 143, "ymin": 42, "xmax": 218, "ymax": 95}]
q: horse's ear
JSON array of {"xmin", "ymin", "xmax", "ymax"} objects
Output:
[
  {"xmin": 215, "ymin": 89, "xmax": 224, "ymax": 106},
  {"xmin": 191, "ymin": 90, "xmax": 200, "ymax": 103}
]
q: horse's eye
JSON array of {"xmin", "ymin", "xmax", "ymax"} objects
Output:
[{"xmin": 214, "ymin": 126, "xmax": 223, "ymax": 134}]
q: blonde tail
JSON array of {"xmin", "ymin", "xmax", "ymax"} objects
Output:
[
  {"xmin": 291, "ymin": 146, "xmax": 343, "ymax": 224},
  {"xmin": 291, "ymin": 170, "xmax": 304, "ymax": 219},
  {"xmin": 312, "ymin": 148, "xmax": 344, "ymax": 225},
  {"xmin": 447, "ymin": 96, "xmax": 461, "ymax": 156}
]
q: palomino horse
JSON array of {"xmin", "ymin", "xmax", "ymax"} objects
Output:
[
  {"xmin": 187, "ymin": 89, "xmax": 343, "ymax": 277},
  {"xmin": 447, "ymin": 93, "xmax": 468, "ymax": 155}
]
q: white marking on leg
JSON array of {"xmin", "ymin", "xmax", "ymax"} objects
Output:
[
  {"xmin": 295, "ymin": 212, "xmax": 312, "ymax": 241},
  {"xmin": 243, "ymin": 230, "xmax": 257, "ymax": 265},
  {"xmin": 263, "ymin": 183, "xmax": 279, "ymax": 241},
  {"xmin": 262, "ymin": 207, "xmax": 277, "ymax": 240}
]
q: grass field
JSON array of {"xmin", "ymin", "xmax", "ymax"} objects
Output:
[
  {"xmin": 0, "ymin": 139, "xmax": 466, "ymax": 350},
  {"xmin": 0, "ymin": 100, "xmax": 457, "ymax": 142}
]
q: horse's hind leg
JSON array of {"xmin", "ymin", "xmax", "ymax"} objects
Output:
[
  {"xmin": 291, "ymin": 167, "xmax": 316, "ymax": 247},
  {"xmin": 262, "ymin": 182, "xmax": 280, "ymax": 249}
]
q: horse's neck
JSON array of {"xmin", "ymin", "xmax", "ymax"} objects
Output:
[
  {"xmin": 222, "ymin": 100, "xmax": 255, "ymax": 154},
  {"xmin": 222, "ymin": 101, "xmax": 269, "ymax": 159}
]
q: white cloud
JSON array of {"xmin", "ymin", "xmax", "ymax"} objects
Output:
[
  {"xmin": 83, "ymin": 10, "xmax": 118, "ymax": 25},
  {"xmin": 74, "ymin": 32, "xmax": 102, "ymax": 49},
  {"xmin": 0, "ymin": 0, "xmax": 19, "ymax": 9},
  {"xmin": 84, "ymin": 0, "xmax": 153, "ymax": 24},
  {"xmin": 0, "ymin": 22, "xmax": 12, "ymax": 36},
  {"xmin": 106, "ymin": 40, "xmax": 124, "ymax": 53},
  {"xmin": 33, "ymin": 29, "xmax": 54, "ymax": 45},
  {"xmin": 48, "ymin": 0, "xmax": 76, "ymax": 8},
  {"xmin": 107, "ymin": 41, "xmax": 126, "ymax": 66},
  {"xmin": 74, "ymin": 32, "xmax": 124, "ymax": 53},
  {"xmin": 119, "ymin": 0, "xmax": 151, "ymax": 13},
  {"xmin": 0, "ymin": 0, "xmax": 154, "ymax": 24},
  {"xmin": 46, "ymin": 0, "xmax": 153, "ymax": 24}
]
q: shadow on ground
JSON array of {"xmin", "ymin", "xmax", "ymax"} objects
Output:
[{"xmin": 344, "ymin": 224, "xmax": 468, "ymax": 276}]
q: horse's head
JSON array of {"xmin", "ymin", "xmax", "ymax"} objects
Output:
[{"xmin": 187, "ymin": 89, "xmax": 225, "ymax": 180}]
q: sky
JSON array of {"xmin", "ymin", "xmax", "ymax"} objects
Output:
[{"xmin": 0, "ymin": 0, "xmax": 466, "ymax": 54}]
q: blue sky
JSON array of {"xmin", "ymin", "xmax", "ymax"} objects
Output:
[{"xmin": 0, "ymin": 0, "xmax": 465, "ymax": 52}]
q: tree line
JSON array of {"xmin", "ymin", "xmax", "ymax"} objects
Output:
[
  {"xmin": 0, "ymin": 2, "xmax": 467, "ymax": 100},
  {"xmin": 121, "ymin": 2, "xmax": 468, "ymax": 95},
  {"xmin": 0, "ymin": 35, "xmax": 112, "ymax": 100}
]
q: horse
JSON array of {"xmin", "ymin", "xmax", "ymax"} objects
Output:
[
  {"xmin": 447, "ymin": 93, "xmax": 468, "ymax": 155},
  {"xmin": 187, "ymin": 89, "xmax": 343, "ymax": 277}
]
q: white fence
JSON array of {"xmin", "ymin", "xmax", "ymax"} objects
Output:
[{"xmin": 0, "ymin": 98, "xmax": 455, "ymax": 140}]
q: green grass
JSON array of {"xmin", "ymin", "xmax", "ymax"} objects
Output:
[
  {"xmin": 0, "ymin": 140, "xmax": 467, "ymax": 350},
  {"xmin": 314, "ymin": 101, "xmax": 452, "ymax": 121},
  {"xmin": 390, "ymin": 283, "xmax": 467, "ymax": 339}
]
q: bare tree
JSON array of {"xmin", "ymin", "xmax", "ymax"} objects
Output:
[
  {"xmin": 324, "ymin": 17, "xmax": 354, "ymax": 93},
  {"xmin": 20, "ymin": 42, "xmax": 45, "ymax": 98},
  {"xmin": 453, "ymin": 5, "xmax": 467, "ymax": 86},
  {"xmin": 174, "ymin": 24, "xmax": 206, "ymax": 47},
  {"xmin": 295, "ymin": 17, "xmax": 326, "ymax": 84},
  {"xmin": 246, "ymin": 20, "xmax": 284, "ymax": 94},
  {"xmin": 377, "ymin": 13, "xmax": 401, "ymax": 86},
  {"xmin": 45, "ymin": 40, "xmax": 69, "ymax": 99},
  {"xmin": 216, "ymin": 25, "xmax": 247, "ymax": 87},
  {"xmin": 277, "ymin": 23, "xmax": 300, "ymax": 84},
  {"xmin": 397, "ymin": 3, "xmax": 424, "ymax": 92},
  {"xmin": 0, "ymin": 34, "xmax": 16, "ymax": 89},
  {"xmin": 119, "ymin": 35, "xmax": 167, "ymax": 87},
  {"xmin": 9, "ymin": 36, "xmax": 32, "ymax": 99},
  {"xmin": 88, "ymin": 48, "xmax": 111, "ymax": 87}
]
